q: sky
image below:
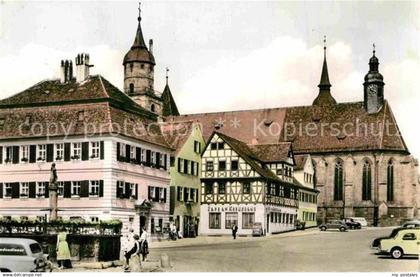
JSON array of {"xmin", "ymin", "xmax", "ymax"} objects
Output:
[{"xmin": 0, "ymin": 1, "xmax": 419, "ymax": 160}]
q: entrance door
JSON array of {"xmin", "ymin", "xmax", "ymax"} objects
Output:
[
  {"xmin": 140, "ymin": 216, "xmax": 147, "ymax": 235},
  {"xmin": 266, "ymin": 214, "xmax": 270, "ymax": 235}
]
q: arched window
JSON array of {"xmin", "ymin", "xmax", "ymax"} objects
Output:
[
  {"xmin": 151, "ymin": 104, "xmax": 155, "ymax": 112},
  {"xmin": 129, "ymin": 83, "xmax": 134, "ymax": 95},
  {"xmin": 334, "ymin": 160, "xmax": 344, "ymax": 200},
  {"xmin": 387, "ymin": 160, "xmax": 394, "ymax": 202},
  {"xmin": 362, "ymin": 160, "xmax": 372, "ymax": 200}
]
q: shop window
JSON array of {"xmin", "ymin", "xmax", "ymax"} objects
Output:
[
  {"xmin": 209, "ymin": 213, "xmax": 221, "ymax": 229},
  {"xmin": 242, "ymin": 213, "xmax": 255, "ymax": 229},
  {"xmin": 225, "ymin": 213, "xmax": 238, "ymax": 229}
]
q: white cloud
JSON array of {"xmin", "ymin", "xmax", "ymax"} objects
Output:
[{"xmin": 0, "ymin": 43, "xmax": 124, "ymax": 98}]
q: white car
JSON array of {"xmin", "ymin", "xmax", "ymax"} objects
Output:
[
  {"xmin": 348, "ymin": 217, "xmax": 368, "ymax": 227},
  {"xmin": 0, "ymin": 238, "xmax": 47, "ymax": 272}
]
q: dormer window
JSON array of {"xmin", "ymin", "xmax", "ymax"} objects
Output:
[{"xmin": 77, "ymin": 111, "xmax": 85, "ymax": 121}]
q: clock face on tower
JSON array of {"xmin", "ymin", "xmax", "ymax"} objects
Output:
[{"xmin": 367, "ymin": 84, "xmax": 378, "ymax": 96}]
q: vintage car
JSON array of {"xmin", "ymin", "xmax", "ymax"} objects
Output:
[
  {"xmin": 379, "ymin": 228, "xmax": 420, "ymax": 259},
  {"xmin": 371, "ymin": 227, "xmax": 405, "ymax": 249},
  {"xmin": 0, "ymin": 238, "xmax": 47, "ymax": 272},
  {"xmin": 343, "ymin": 218, "xmax": 362, "ymax": 229},
  {"xmin": 348, "ymin": 217, "xmax": 368, "ymax": 227},
  {"xmin": 319, "ymin": 220, "xmax": 347, "ymax": 232},
  {"xmin": 402, "ymin": 220, "xmax": 420, "ymax": 228}
]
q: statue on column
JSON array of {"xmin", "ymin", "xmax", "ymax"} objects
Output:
[{"xmin": 49, "ymin": 163, "xmax": 58, "ymax": 221}]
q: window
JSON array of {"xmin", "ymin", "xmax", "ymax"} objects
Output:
[
  {"xmin": 209, "ymin": 213, "xmax": 221, "ymax": 229},
  {"xmin": 21, "ymin": 146, "xmax": 29, "ymax": 162},
  {"xmin": 90, "ymin": 181, "xmax": 99, "ymax": 196},
  {"xmin": 159, "ymin": 187, "xmax": 165, "ymax": 200},
  {"xmin": 72, "ymin": 143, "xmax": 81, "ymax": 160},
  {"xmin": 57, "ymin": 182, "xmax": 64, "ymax": 196},
  {"xmin": 206, "ymin": 161, "xmax": 214, "ymax": 171},
  {"xmin": 276, "ymin": 168, "xmax": 283, "ymax": 175},
  {"xmin": 177, "ymin": 187, "xmax": 184, "ymax": 201},
  {"xmin": 210, "ymin": 143, "xmax": 217, "ymax": 150},
  {"xmin": 71, "ymin": 181, "xmax": 81, "ymax": 196},
  {"xmin": 231, "ymin": 160, "xmax": 238, "ymax": 171},
  {"xmin": 56, "ymin": 144, "xmax": 64, "ymax": 160},
  {"xmin": 91, "ymin": 142, "xmax": 100, "ymax": 159},
  {"xmin": 194, "ymin": 141, "xmax": 201, "ymax": 154},
  {"xmin": 225, "ymin": 213, "xmax": 238, "ymax": 229},
  {"xmin": 141, "ymin": 149, "xmax": 146, "ymax": 162},
  {"xmin": 37, "ymin": 145, "xmax": 46, "ymax": 161},
  {"xmin": 151, "ymin": 104, "xmax": 155, "ymax": 113},
  {"xmin": 242, "ymin": 182, "xmax": 251, "ymax": 194},
  {"xmin": 117, "ymin": 181, "xmax": 125, "ymax": 198},
  {"xmin": 130, "ymin": 63, "xmax": 133, "ymax": 72},
  {"xmin": 402, "ymin": 233, "xmax": 416, "ymax": 240},
  {"xmin": 151, "ymin": 151, "xmax": 156, "ymax": 165},
  {"xmin": 217, "ymin": 142, "xmax": 225, "ymax": 150},
  {"xmin": 362, "ymin": 160, "xmax": 372, "ymax": 201},
  {"xmin": 159, "ymin": 154, "xmax": 164, "ymax": 167},
  {"xmin": 20, "ymin": 182, "xmax": 29, "ymax": 197},
  {"xmin": 218, "ymin": 182, "xmax": 226, "ymax": 194},
  {"xmin": 36, "ymin": 182, "xmax": 46, "ymax": 197},
  {"xmin": 205, "ymin": 183, "xmax": 213, "ymax": 195},
  {"xmin": 4, "ymin": 183, "xmax": 12, "ymax": 198},
  {"xmin": 218, "ymin": 161, "xmax": 226, "ymax": 171},
  {"xmin": 334, "ymin": 160, "xmax": 344, "ymax": 201},
  {"xmin": 270, "ymin": 183, "xmax": 275, "ymax": 195},
  {"xmin": 387, "ymin": 160, "xmax": 394, "ymax": 202},
  {"xmin": 91, "ymin": 217, "xmax": 99, "ymax": 223},
  {"xmin": 129, "ymin": 83, "xmax": 134, "ymax": 94},
  {"xmin": 242, "ymin": 213, "xmax": 255, "ymax": 229},
  {"xmin": 279, "ymin": 186, "xmax": 284, "ymax": 197},
  {"xmin": 5, "ymin": 146, "xmax": 13, "ymax": 163}
]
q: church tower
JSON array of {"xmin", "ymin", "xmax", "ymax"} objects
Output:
[
  {"xmin": 312, "ymin": 37, "xmax": 337, "ymax": 107},
  {"xmin": 363, "ymin": 44, "xmax": 385, "ymax": 114},
  {"xmin": 123, "ymin": 4, "xmax": 162, "ymax": 114}
]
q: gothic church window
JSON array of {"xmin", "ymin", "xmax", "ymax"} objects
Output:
[
  {"xmin": 362, "ymin": 160, "xmax": 372, "ymax": 200},
  {"xmin": 334, "ymin": 160, "xmax": 344, "ymax": 201},
  {"xmin": 387, "ymin": 160, "xmax": 394, "ymax": 202}
]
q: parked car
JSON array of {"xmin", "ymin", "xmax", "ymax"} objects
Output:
[
  {"xmin": 343, "ymin": 218, "xmax": 362, "ymax": 229},
  {"xmin": 402, "ymin": 220, "xmax": 420, "ymax": 228},
  {"xmin": 319, "ymin": 220, "xmax": 348, "ymax": 232},
  {"xmin": 0, "ymin": 238, "xmax": 47, "ymax": 272},
  {"xmin": 348, "ymin": 217, "xmax": 368, "ymax": 227},
  {"xmin": 252, "ymin": 222, "xmax": 263, "ymax": 236},
  {"xmin": 371, "ymin": 227, "xmax": 405, "ymax": 249},
  {"xmin": 378, "ymin": 228, "xmax": 420, "ymax": 259}
]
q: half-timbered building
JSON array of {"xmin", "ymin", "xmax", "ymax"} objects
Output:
[{"xmin": 200, "ymin": 132, "xmax": 304, "ymax": 236}]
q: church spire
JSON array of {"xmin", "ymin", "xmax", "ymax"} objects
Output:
[
  {"xmin": 132, "ymin": 2, "xmax": 147, "ymax": 49},
  {"xmin": 318, "ymin": 36, "xmax": 331, "ymax": 90},
  {"xmin": 313, "ymin": 36, "xmax": 336, "ymax": 106}
]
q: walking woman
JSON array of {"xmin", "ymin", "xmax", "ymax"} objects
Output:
[{"xmin": 56, "ymin": 227, "xmax": 72, "ymax": 269}]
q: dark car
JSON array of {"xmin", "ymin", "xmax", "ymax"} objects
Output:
[
  {"xmin": 319, "ymin": 220, "xmax": 347, "ymax": 232},
  {"xmin": 371, "ymin": 227, "xmax": 405, "ymax": 249},
  {"xmin": 343, "ymin": 218, "xmax": 362, "ymax": 229},
  {"xmin": 402, "ymin": 220, "xmax": 420, "ymax": 228}
]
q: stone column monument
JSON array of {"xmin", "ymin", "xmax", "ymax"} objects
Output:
[{"xmin": 49, "ymin": 163, "xmax": 58, "ymax": 221}]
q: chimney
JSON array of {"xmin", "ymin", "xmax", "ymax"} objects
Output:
[
  {"xmin": 149, "ymin": 39, "xmax": 153, "ymax": 54},
  {"xmin": 75, "ymin": 53, "xmax": 92, "ymax": 83},
  {"xmin": 60, "ymin": 59, "xmax": 73, "ymax": 83}
]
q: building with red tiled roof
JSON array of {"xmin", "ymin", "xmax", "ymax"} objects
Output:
[{"xmin": 168, "ymin": 46, "xmax": 419, "ymax": 226}]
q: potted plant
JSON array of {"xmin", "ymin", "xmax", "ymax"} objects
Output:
[
  {"xmin": 90, "ymin": 154, "xmax": 97, "ymax": 159},
  {"xmin": 37, "ymin": 157, "xmax": 45, "ymax": 162},
  {"xmin": 56, "ymin": 156, "xmax": 62, "ymax": 161},
  {"xmin": 21, "ymin": 157, "xmax": 28, "ymax": 162},
  {"xmin": 36, "ymin": 193, "xmax": 44, "ymax": 198},
  {"xmin": 71, "ymin": 155, "xmax": 80, "ymax": 160},
  {"xmin": 4, "ymin": 158, "xmax": 10, "ymax": 163},
  {"xmin": 130, "ymin": 158, "xmax": 137, "ymax": 164}
]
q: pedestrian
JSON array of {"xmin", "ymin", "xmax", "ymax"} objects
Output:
[
  {"xmin": 124, "ymin": 234, "xmax": 140, "ymax": 271},
  {"xmin": 139, "ymin": 227, "xmax": 149, "ymax": 261},
  {"xmin": 56, "ymin": 227, "xmax": 72, "ymax": 269},
  {"xmin": 122, "ymin": 228, "xmax": 134, "ymax": 267},
  {"xmin": 232, "ymin": 224, "xmax": 238, "ymax": 239}
]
